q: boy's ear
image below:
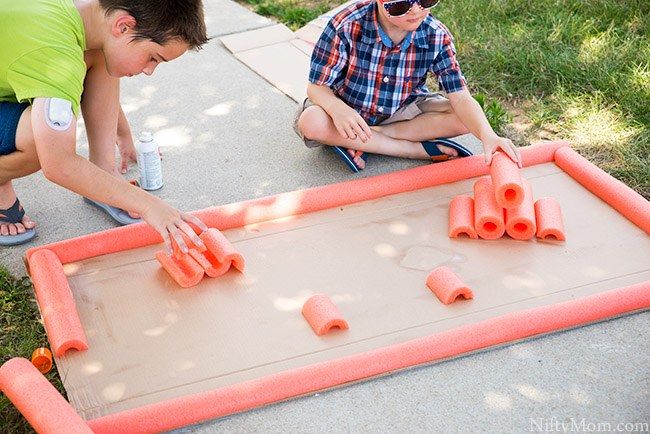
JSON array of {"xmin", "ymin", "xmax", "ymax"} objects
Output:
[{"xmin": 111, "ymin": 14, "xmax": 136, "ymax": 38}]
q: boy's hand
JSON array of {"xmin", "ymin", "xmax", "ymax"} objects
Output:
[
  {"xmin": 330, "ymin": 105, "xmax": 372, "ymax": 143},
  {"xmin": 483, "ymin": 135, "xmax": 522, "ymax": 168},
  {"xmin": 140, "ymin": 197, "xmax": 209, "ymax": 254}
]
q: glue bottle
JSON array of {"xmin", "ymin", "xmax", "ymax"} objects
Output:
[{"xmin": 136, "ymin": 131, "xmax": 163, "ymax": 190}]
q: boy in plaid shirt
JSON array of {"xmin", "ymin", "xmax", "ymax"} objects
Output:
[{"xmin": 294, "ymin": 0, "xmax": 521, "ymax": 172}]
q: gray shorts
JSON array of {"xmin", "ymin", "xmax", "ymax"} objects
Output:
[{"xmin": 292, "ymin": 94, "xmax": 447, "ymax": 148}]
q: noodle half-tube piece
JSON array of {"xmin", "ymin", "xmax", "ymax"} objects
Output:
[
  {"xmin": 535, "ymin": 197, "xmax": 566, "ymax": 240},
  {"xmin": 473, "ymin": 177, "xmax": 505, "ymax": 240},
  {"xmin": 426, "ymin": 266, "xmax": 474, "ymax": 305},
  {"xmin": 189, "ymin": 228, "xmax": 245, "ymax": 277},
  {"xmin": 448, "ymin": 195, "xmax": 478, "ymax": 239},
  {"xmin": 490, "ymin": 152, "xmax": 525, "ymax": 209},
  {"xmin": 0, "ymin": 358, "xmax": 93, "ymax": 434},
  {"xmin": 504, "ymin": 178, "xmax": 536, "ymax": 240},
  {"xmin": 302, "ymin": 294, "xmax": 349, "ymax": 336}
]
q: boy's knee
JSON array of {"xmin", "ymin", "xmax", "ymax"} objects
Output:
[{"xmin": 298, "ymin": 106, "xmax": 327, "ymax": 141}]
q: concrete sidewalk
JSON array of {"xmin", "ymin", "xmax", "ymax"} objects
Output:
[{"xmin": 2, "ymin": 0, "xmax": 648, "ymax": 432}]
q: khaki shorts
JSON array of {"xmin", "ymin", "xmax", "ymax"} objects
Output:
[{"xmin": 292, "ymin": 93, "xmax": 447, "ymax": 148}]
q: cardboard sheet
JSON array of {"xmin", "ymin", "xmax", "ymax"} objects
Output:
[{"xmin": 53, "ymin": 161, "xmax": 650, "ymax": 421}]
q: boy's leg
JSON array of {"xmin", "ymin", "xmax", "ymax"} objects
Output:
[
  {"xmin": 376, "ymin": 97, "xmax": 469, "ymax": 143},
  {"xmin": 298, "ymin": 100, "xmax": 469, "ymax": 168},
  {"xmin": 0, "ymin": 103, "xmax": 40, "ymax": 236}
]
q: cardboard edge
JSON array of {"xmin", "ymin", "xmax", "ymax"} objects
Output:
[{"xmin": 85, "ymin": 280, "xmax": 650, "ymax": 434}]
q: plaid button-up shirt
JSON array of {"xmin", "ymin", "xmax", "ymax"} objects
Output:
[{"xmin": 309, "ymin": 0, "xmax": 467, "ymax": 125}]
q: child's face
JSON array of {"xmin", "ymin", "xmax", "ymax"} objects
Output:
[
  {"xmin": 103, "ymin": 14, "xmax": 189, "ymax": 78},
  {"xmin": 105, "ymin": 38, "xmax": 189, "ymax": 78},
  {"xmin": 376, "ymin": 0, "xmax": 434, "ymax": 32}
]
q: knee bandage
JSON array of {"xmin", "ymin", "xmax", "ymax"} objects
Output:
[{"xmin": 44, "ymin": 98, "xmax": 74, "ymax": 131}]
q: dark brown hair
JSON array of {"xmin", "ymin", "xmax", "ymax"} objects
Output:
[{"xmin": 99, "ymin": 0, "xmax": 209, "ymax": 50}]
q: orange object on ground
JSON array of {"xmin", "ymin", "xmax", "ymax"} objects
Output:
[
  {"xmin": 448, "ymin": 195, "xmax": 478, "ymax": 239},
  {"xmin": 490, "ymin": 152, "xmax": 525, "ymax": 209},
  {"xmin": 29, "ymin": 250, "xmax": 88, "ymax": 357},
  {"xmin": 426, "ymin": 267, "xmax": 474, "ymax": 304},
  {"xmin": 155, "ymin": 251, "xmax": 205, "ymax": 288},
  {"xmin": 31, "ymin": 348, "xmax": 53, "ymax": 374},
  {"xmin": 505, "ymin": 178, "xmax": 536, "ymax": 240},
  {"xmin": 554, "ymin": 146, "xmax": 650, "ymax": 235},
  {"xmin": 535, "ymin": 197, "xmax": 566, "ymax": 240},
  {"xmin": 473, "ymin": 177, "xmax": 505, "ymax": 240},
  {"xmin": 0, "ymin": 358, "xmax": 93, "ymax": 434},
  {"xmin": 189, "ymin": 228, "xmax": 245, "ymax": 277},
  {"xmin": 302, "ymin": 294, "xmax": 349, "ymax": 336}
]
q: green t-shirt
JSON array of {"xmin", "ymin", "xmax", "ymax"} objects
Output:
[{"xmin": 0, "ymin": 0, "xmax": 86, "ymax": 117}]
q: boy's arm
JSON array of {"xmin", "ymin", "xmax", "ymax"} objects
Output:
[
  {"xmin": 307, "ymin": 83, "xmax": 372, "ymax": 143},
  {"xmin": 447, "ymin": 89, "xmax": 521, "ymax": 167},
  {"xmin": 31, "ymin": 97, "xmax": 207, "ymax": 253}
]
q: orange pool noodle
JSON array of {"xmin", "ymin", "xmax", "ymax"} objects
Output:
[
  {"xmin": 554, "ymin": 146, "xmax": 650, "ymax": 235},
  {"xmin": 29, "ymin": 249, "xmax": 88, "ymax": 357},
  {"xmin": 426, "ymin": 267, "xmax": 474, "ymax": 305},
  {"xmin": 473, "ymin": 177, "xmax": 505, "ymax": 240},
  {"xmin": 448, "ymin": 195, "xmax": 478, "ymax": 239},
  {"xmin": 504, "ymin": 178, "xmax": 536, "ymax": 240},
  {"xmin": 535, "ymin": 197, "xmax": 566, "ymax": 240},
  {"xmin": 0, "ymin": 358, "xmax": 93, "ymax": 434},
  {"xmin": 155, "ymin": 251, "xmax": 205, "ymax": 288},
  {"xmin": 189, "ymin": 228, "xmax": 245, "ymax": 277},
  {"xmin": 490, "ymin": 152, "xmax": 525, "ymax": 209},
  {"xmin": 302, "ymin": 294, "xmax": 349, "ymax": 336}
]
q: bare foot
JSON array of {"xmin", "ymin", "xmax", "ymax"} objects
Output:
[
  {"xmin": 0, "ymin": 184, "xmax": 36, "ymax": 237},
  {"xmin": 346, "ymin": 149, "xmax": 367, "ymax": 170}
]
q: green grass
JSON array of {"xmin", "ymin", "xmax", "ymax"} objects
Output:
[
  {"xmin": 435, "ymin": 0, "xmax": 650, "ymax": 199},
  {"xmin": 0, "ymin": 262, "xmax": 67, "ymax": 434}
]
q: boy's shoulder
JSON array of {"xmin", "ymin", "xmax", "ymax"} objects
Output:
[{"xmin": 328, "ymin": 0, "xmax": 375, "ymax": 29}]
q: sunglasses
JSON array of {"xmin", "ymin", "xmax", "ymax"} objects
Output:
[{"xmin": 381, "ymin": 0, "xmax": 440, "ymax": 17}]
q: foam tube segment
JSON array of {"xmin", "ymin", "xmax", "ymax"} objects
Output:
[
  {"xmin": 189, "ymin": 228, "xmax": 245, "ymax": 277},
  {"xmin": 155, "ymin": 252, "xmax": 205, "ymax": 288},
  {"xmin": 29, "ymin": 249, "xmax": 88, "ymax": 357},
  {"xmin": 505, "ymin": 178, "xmax": 536, "ymax": 240},
  {"xmin": 473, "ymin": 177, "xmax": 505, "ymax": 240},
  {"xmin": 302, "ymin": 294, "xmax": 349, "ymax": 336},
  {"xmin": 554, "ymin": 146, "xmax": 650, "ymax": 235},
  {"xmin": 535, "ymin": 197, "xmax": 566, "ymax": 240},
  {"xmin": 0, "ymin": 358, "xmax": 93, "ymax": 434},
  {"xmin": 490, "ymin": 152, "xmax": 525, "ymax": 209},
  {"xmin": 448, "ymin": 195, "xmax": 478, "ymax": 239},
  {"xmin": 426, "ymin": 266, "xmax": 474, "ymax": 305}
]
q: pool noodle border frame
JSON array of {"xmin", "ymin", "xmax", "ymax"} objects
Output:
[{"xmin": 7, "ymin": 140, "xmax": 650, "ymax": 433}]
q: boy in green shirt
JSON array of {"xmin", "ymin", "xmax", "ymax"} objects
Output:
[{"xmin": 0, "ymin": 0, "xmax": 209, "ymax": 251}]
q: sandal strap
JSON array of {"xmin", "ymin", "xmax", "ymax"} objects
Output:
[{"xmin": 0, "ymin": 198, "xmax": 25, "ymax": 224}]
